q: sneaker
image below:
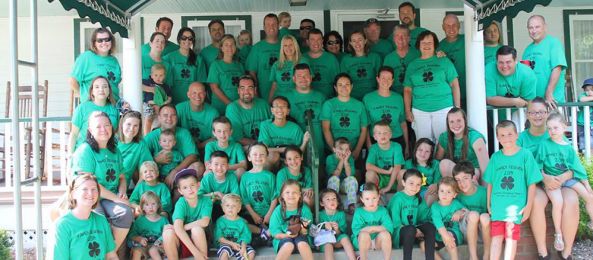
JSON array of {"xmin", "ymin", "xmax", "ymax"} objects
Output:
[
  {"xmin": 557, "ymin": 251, "xmax": 573, "ymax": 260},
  {"xmin": 537, "ymin": 254, "xmax": 550, "ymax": 260},
  {"xmin": 554, "ymin": 233, "xmax": 565, "ymax": 251},
  {"xmin": 259, "ymin": 226, "xmax": 270, "ymax": 241}
]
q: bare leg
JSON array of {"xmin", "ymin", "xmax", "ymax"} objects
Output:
[
  {"xmin": 439, "ymin": 159, "xmax": 455, "ymax": 178},
  {"xmin": 490, "ymin": 236, "xmax": 503, "ymax": 260},
  {"xmin": 561, "ymin": 188, "xmax": 580, "ymax": 258},
  {"xmin": 546, "ymin": 188, "xmax": 564, "ymax": 235},
  {"xmin": 530, "ymin": 187, "xmax": 550, "ymax": 257},
  {"xmin": 323, "ymin": 243, "xmax": 335, "ymax": 260},
  {"xmin": 376, "ymin": 231, "xmax": 392, "ymax": 260},
  {"xmin": 111, "ymin": 227, "xmax": 130, "ymax": 254},
  {"xmin": 365, "ymin": 171, "xmax": 379, "ymax": 185},
  {"xmin": 219, "ymin": 250, "xmax": 230, "ymax": 260},
  {"xmin": 480, "ymin": 213, "xmax": 491, "ymax": 260},
  {"xmin": 339, "ymin": 237, "xmax": 357, "ymax": 260},
  {"xmin": 148, "ymin": 246, "xmax": 163, "ymax": 260},
  {"xmin": 190, "ymin": 226, "xmax": 208, "ymax": 256},
  {"xmin": 131, "ymin": 248, "xmax": 143, "ymax": 260},
  {"xmin": 358, "ymin": 231, "xmax": 371, "ymax": 260},
  {"xmin": 162, "ymin": 225, "xmax": 179, "ymax": 260},
  {"xmin": 276, "ymin": 243, "xmax": 295, "ymax": 260},
  {"xmin": 466, "ymin": 212, "xmax": 480, "ymax": 260},
  {"xmin": 297, "ymin": 241, "xmax": 314, "ymax": 259}
]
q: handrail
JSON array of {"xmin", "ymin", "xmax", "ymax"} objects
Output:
[
  {"xmin": 0, "ymin": 116, "xmax": 71, "ymax": 123},
  {"xmin": 304, "ymin": 109, "xmax": 320, "ymax": 223}
]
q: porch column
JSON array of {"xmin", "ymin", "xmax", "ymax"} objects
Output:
[
  {"xmin": 122, "ymin": 15, "xmax": 142, "ymax": 111},
  {"xmin": 464, "ymin": 4, "xmax": 488, "ymax": 143}
]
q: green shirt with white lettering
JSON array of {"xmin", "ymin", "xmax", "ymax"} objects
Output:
[
  {"xmin": 246, "ymin": 40, "xmax": 281, "ymax": 98},
  {"xmin": 306, "ymin": 51, "xmax": 340, "ymax": 97},
  {"xmin": 258, "ymin": 120, "xmax": 304, "ymax": 147},
  {"xmin": 363, "ymin": 90, "xmax": 405, "ymax": 138},
  {"xmin": 320, "ymin": 97, "xmax": 369, "ymax": 149},
  {"xmin": 175, "ymin": 101, "xmax": 220, "ymax": 143},
  {"xmin": 522, "ymin": 35, "xmax": 567, "ymax": 102},
  {"xmin": 340, "ymin": 52, "xmax": 382, "ymax": 100},
  {"xmin": 71, "ymin": 50, "xmax": 121, "ymax": 101},
  {"xmin": 163, "ymin": 50, "xmax": 208, "ymax": 104},
  {"xmin": 383, "ymin": 49, "xmax": 420, "ymax": 94},
  {"xmin": 206, "ymin": 59, "xmax": 245, "ymax": 114},
  {"xmin": 225, "ymin": 98, "xmax": 272, "ymax": 141},
  {"xmin": 403, "ymin": 56, "xmax": 458, "ymax": 112},
  {"xmin": 239, "ymin": 170, "xmax": 276, "ymax": 217}
]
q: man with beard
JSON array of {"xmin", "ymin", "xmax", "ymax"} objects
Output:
[
  {"xmin": 176, "ymin": 82, "xmax": 220, "ymax": 149},
  {"xmin": 201, "ymin": 19, "xmax": 225, "ymax": 68},
  {"xmin": 225, "ymin": 75, "xmax": 272, "ymax": 146},
  {"xmin": 305, "ymin": 29, "xmax": 340, "ymax": 98},
  {"xmin": 390, "ymin": 2, "xmax": 427, "ymax": 51}
]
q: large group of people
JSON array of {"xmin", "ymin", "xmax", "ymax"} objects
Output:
[{"xmin": 49, "ymin": 2, "xmax": 593, "ymax": 260}]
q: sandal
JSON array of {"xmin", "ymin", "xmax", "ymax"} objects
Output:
[
  {"xmin": 259, "ymin": 225, "xmax": 270, "ymax": 241},
  {"xmin": 554, "ymin": 233, "xmax": 565, "ymax": 252},
  {"xmin": 557, "ymin": 251, "xmax": 573, "ymax": 260},
  {"xmin": 588, "ymin": 221, "xmax": 593, "ymax": 231}
]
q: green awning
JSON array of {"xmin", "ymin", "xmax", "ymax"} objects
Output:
[
  {"xmin": 48, "ymin": 0, "xmax": 153, "ymax": 38},
  {"xmin": 465, "ymin": 0, "xmax": 553, "ymax": 30}
]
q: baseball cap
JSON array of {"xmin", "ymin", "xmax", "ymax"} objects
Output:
[
  {"xmin": 174, "ymin": 168, "xmax": 197, "ymax": 185},
  {"xmin": 365, "ymin": 18, "xmax": 380, "ymax": 27},
  {"xmin": 582, "ymin": 78, "xmax": 593, "ymax": 89}
]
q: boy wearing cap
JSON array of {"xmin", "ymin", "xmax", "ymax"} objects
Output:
[
  {"xmin": 163, "ymin": 169, "xmax": 213, "ymax": 260},
  {"xmin": 577, "ymin": 78, "xmax": 593, "ymax": 150}
]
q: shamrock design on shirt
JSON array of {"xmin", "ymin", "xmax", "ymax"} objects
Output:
[
  {"xmin": 381, "ymin": 113, "xmax": 392, "ymax": 123},
  {"xmin": 357, "ymin": 68, "xmax": 367, "ymax": 78},
  {"xmin": 105, "ymin": 169, "xmax": 116, "ymax": 182},
  {"xmin": 88, "ymin": 241, "xmax": 101, "ymax": 257},
  {"xmin": 106, "ymin": 71, "xmax": 116, "ymax": 81},
  {"xmin": 339, "ymin": 116, "xmax": 350, "ymax": 127},
  {"xmin": 250, "ymin": 127, "xmax": 260, "ymax": 140},
  {"xmin": 181, "ymin": 68, "xmax": 190, "ymax": 78},
  {"xmin": 252, "ymin": 191, "xmax": 264, "ymax": 202},
  {"xmin": 268, "ymin": 56, "xmax": 278, "ymax": 66},
  {"xmin": 281, "ymin": 72, "xmax": 291, "ymax": 82},
  {"xmin": 304, "ymin": 109, "xmax": 315, "ymax": 120},
  {"xmin": 231, "ymin": 76, "xmax": 240, "ymax": 86},
  {"xmin": 190, "ymin": 127, "xmax": 201, "ymax": 139},
  {"xmin": 225, "ymin": 235, "xmax": 237, "ymax": 242},
  {"xmin": 501, "ymin": 176, "xmax": 514, "ymax": 190},
  {"xmin": 313, "ymin": 72, "xmax": 321, "ymax": 82},
  {"xmin": 554, "ymin": 162, "xmax": 568, "ymax": 171},
  {"xmin": 422, "ymin": 71, "xmax": 434, "ymax": 82},
  {"xmin": 398, "ymin": 71, "xmax": 406, "ymax": 83}
]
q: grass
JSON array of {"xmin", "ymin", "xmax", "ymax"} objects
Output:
[
  {"xmin": 0, "ymin": 229, "xmax": 12, "ymax": 259},
  {"xmin": 577, "ymin": 155, "xmax": 593, "ymax": 239}
]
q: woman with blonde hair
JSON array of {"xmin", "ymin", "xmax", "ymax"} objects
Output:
[{"xmin": 269, "ymin": 35, "xmax": 310, "ymax": 102}]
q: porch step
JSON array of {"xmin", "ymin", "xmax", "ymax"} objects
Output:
[{"xmin": 0, "ymin": 187, "xmax": 65, "ymax": 205}]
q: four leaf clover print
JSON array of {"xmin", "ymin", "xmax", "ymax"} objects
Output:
[
  {"xmin": 312, "ymin": 72, "xmax": 321, "ymax": 82},
  {"xmin": 268, "ymin": 56, "xmax": 278, "ymax": 66},
  {"xmin": 339, "ymin": 116, "xmax": 350, "ymax": 127},
  {"xmin": 105, "ymin": 169, "xmax": 116, "ymax": 182},
  {"xmin": 106, "ymin": 71, "xmax": 116, "ymax": 81},
  {"xmin": 252, "ymin": 191, "xmax": 264, "ymax": 202},
  {"xmin": 500, "ymin": 176, "xmax": 514, "ymax": 190},
  {"xmin": 88, "ymin": 241, "xmax": 101, "ymax": 257},
  {"xmin": 356, "ymin": 68, "xmax": 367, "ymax": 78},
  {"xmin": 381, "ymin": 113, "xmax": 392, "ymax": 123},
  {"xmin": 181, "ymin": 68, "xmax": 190, "ymax": 79},
  {"xmin": 231, "ymin": 76, "xmax": 240, "ymax": 86},
  {"xmin": 422, "ymin": 71, "xmax": 434, "ymax": 82},
  {"xmin": 281, "ymin": 72, "xmax": 291, "ymax": 82}
]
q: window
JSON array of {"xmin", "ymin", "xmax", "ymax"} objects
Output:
[{"xmin": 566, "ymin": 11, "xmax": 593, "ymax": 99}]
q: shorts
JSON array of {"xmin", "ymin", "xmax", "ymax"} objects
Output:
[
  {"xmin": 217, "ymin": 243, "xmax": 255, "ymax": 260},
  {"xmin": 435, "ymin": 234, "xmax": 459, "ymax": 250},
  {"xmin": 127, "ymin": 236, "xmax": 162, "ymax": 248},
  {"xmin": 562, "ymin": 178, "xmax": 579, "ymax": 188},
  {"xmin": 491, "ymin": 221, "xmax": 520, "ymax": 240},
  {"xmin": 277, "ymin": 235, "xmax": 309, "ymax": 252},
  {"xmin": 94, "ymin": 199, "xmax": 134, "ymax": 228},
  {"xmin": 378, "ymin": 173, "xmax": 395, "ymax": 191},
  {"xmin": 459, "ymin": 213, "xmax": 483, "ymax": 243}
]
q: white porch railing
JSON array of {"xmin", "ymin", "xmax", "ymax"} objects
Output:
[
  {"xmin": 0, "ymin": 117, "xmax": 71, "ymax": 191},
  {"xmin": 489, "ymin": 102, "xmax": 592, "ymax": 160}
]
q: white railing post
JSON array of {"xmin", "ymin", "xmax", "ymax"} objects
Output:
[
  {"xmin": 518, "ymin": 108, "xmax": 526, "ymax": 132},
  {"xmin": 493, "ymin": 109, "xmax": 499, "ymax": 152},
  {"xmin": 60, "ymin": 121, "xmax": 68, "ymax": 186},
  {"xmin": 571, "ymin": 106, "xmax": 578, "ymax": 151},
  {"xmin": 584, "ymin": 105, "xmax": 591, "ymax": 161}
]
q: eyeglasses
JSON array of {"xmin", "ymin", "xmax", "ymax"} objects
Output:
[
  {"xmin": 527, "ymin": 111, "xmax": 548, "ymax": 116},
  {"xmin": 300, "ymin": 26, "xmax": 313, "ymax": 30},
  {"xmin": 327, "ymin": 40, "xmax": 341, "ymax": 46},
  {"xmin": 180, "ymin": 36, "xmax": 194, "ymax": 41},
  {"xmin": 96, "ymin": 37, "xmax": 112, "ymax": 43}
]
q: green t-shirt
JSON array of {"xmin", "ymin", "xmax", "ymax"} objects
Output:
[
  {"xmin": 306, "ymin": 51, "xmax": 340, "ymax": 97},
  {"xmin": 484, "ymin": 45, "xmax": 501, "ymax": 65},
  {"xmin": 269, "ymin": 205, "xmax": 314, "ymax": 251},
  {"xmin": 339, "ymin": 52, "xmax": 382, "ymax": 100},
  {"xmin": 141, "ymin": 40, "xmax": 179, "ymax": 57},
  {"xmin": 325, "ymin": 153, "xmax": 356, "ymax": 179},
  {"xmin": 238, "ymin": 45, "xmax": 252, "ymax": 68},
  {"xmin": 275, "ymin": 167, "xmax": 313, "ymax": 195},
  {"xmin": 117, "ymin": 141, "xmax": 153, "ymax": 187},
  {"xmin": 351, "ymin": 206, "xmax": 394, "ymax": 250},
  {"xmin": 431, "ymin": 200, "xmax": 465, "ymax": 243},
  {"xmin": 204, "ymin": 141, "xmax": 246, "ymax": 165},
  {"xmin": 484, "ymin": 148, "xmax": 543, "ymax": 224},
  {"xmin": 456, "ymin": 185, "xmax": 488, "ymax": 214},
  {"xmin": 370, "ymin": 39, "xmax": 395, "ymax": 60},
  {"xmin": 53, "ymin": 211, "xmax": 115, "ymax": 259},
  {"xmin": 383, "ymin": 49, "xmax": 420, "ymax": 94},
  {"xmin": 403, "ymin": 159, "xmax": 441, "ymax": 187},
  {"xmin": 363, "ymin": 90, "xmax": 405, "ymax": 138},
  {"xmin": 332, "ymin": 51, "xmax": 346, "ymax": 63},
  {"xmin": 485, "ymin": 62, "xmax": 537, "ymax": 100},
  {"xmin": 577, "ymin": 93, "xmax": 593, "ymax": 127},
  {"xmin": 141, "ymin": 54, "xmax": 171, "ymax": 80},
  {"xmin": 206, "ymin": 59, "xmax": 245, "ymax": 114},
  {"xmin": 225, "ymin": 98, "xmax": 272, "ymax": 141},
  {"xmin": 239, "ymin": 170, "xmax": 276, "ymax": 217},
  {"xmin": 389, "ymin": 26, "xmax": 428, "ymax": 51},
  {"xmin": 200, "ymin": 44, "xmax": 220, "ymax": 69},
  {"xmin": 72, "ymin": 101, "xmax": 119, "ymax": 149},
  {"xmin": 517, "ymin": 129, "xmax": 550, "ymax": 156},
  {"xmin": 144, "ymin": 127, "xmax": 198, "ymax": 159},
  {"xmin": 158, "ymin": 150, "xmax": 184, "ymax": 177},
  {"xmin": 175, "ymin": 101, "xmax": 220, "ymax": 143},
  {"xmin": 258, "ymin": 120, "xmax": 304, "ymax": 147},
  {"xmin": 403, "ymin": 56, "xmax": 458, "ymax": 112},
  {"xmin": 522, "ymin": 35, "xmax": 567, "ymax": 102},
  {"xmin": 438, "ymin": 35, "xmax": 466, "ymax": 102},
  {"xmin": 71, "ymin": 143, "xmax": 123, "ymax": 194},
  {"xmin": 246, "ymin": 40, "xmax": 281, "ymax": 98},
  {"xmin": 366, "ymin": 142, "xmax": 405, "ymax": 170},
  {"xmin": 172, "ymin": 196, "xmax": 213, "ymax": 224},
  {"xmin": 319, "ymin": 210, "xmax": 348, "ymax": 240},
  {"xmin": 285, "ymin": 89, "xmax": 327, "ymax": 156},
  {"xmin": 214, "ymin": 216, "xmax": 252, "ymax": 247},
  {"xmin": 198, "ymin": 171, "xmax": 240, "ymax": 197},
  {"xmin": 163, "ymin": 50, "xmax": 208, "ymax": 104},
  {"xmin": 129, "ymin": 181, "xmax": 172, "ymax": 214},
  {"xmin": 320, "ymin": 97, "xmax": 369, "ymax": 148},
  {"xmin": 535, "ymin": 138, "xmax": 587, "ymax": 180},
  {"xmin": 127, "ymin": 215, "xmax": 169, "ymax": 243},
  {"xmin": 71, "ymin": 50, "xmax": 122, "ymax": 101},
  {"xmin": 388, "ymin": 192, "xmax": 422, "ymax": 247},
  {"xmin": 438, "ymin": 129, "xmax": 485, "ymax": 168},
  {"xmin": 269, "ymin": 58, "xmax": 310, "ymax": 98}
]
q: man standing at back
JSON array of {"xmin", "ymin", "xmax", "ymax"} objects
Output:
[
  {"xmin": 364, "ymin": 18, "xmax": 394, "ymax": 60},
  {"xmin": 247, "ymin": 13, "xmax": 281, "ymax": 100},
  {"xmin": 299, "ymin": 19, "xmax": 315, "ymax": 53},
  {"xmin": 522, "ymin": 15, "xmax": 567, "ymax": 109},
  {"xmin": 439, "ymin": 14, "xmax": 467, "ymax": 108},
  {"xmin": 200, "ymin": 19, "xmax": 225, "ymax": 68},
  {"xmin": 393, "ymin": 2, "xmax": 427, "ymax": 50},
  {"xmin": 142, "ymin": 17, "xmax": 179, "ymax": 56},
  {"xmin": 305, "ymin": 29, "xmax": 340, "ymax": 98}
]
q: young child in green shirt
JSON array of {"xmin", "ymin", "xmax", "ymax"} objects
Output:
[
  {"xmin": 326, "ymin": 137, "xmax": 359, "ymax": 214},
  {"xmin": 351, "ymin": 183, "xmax": 393, "ymax": 260},
  {"xmin": 198, "ymin": 151, "xmax": 240, "ymax": 221},
  {"xmin": 162, "ymin": 169, "xmax": 213, "ymax": 260},
  {"xmin": 205, "ymin": 116, "xmax": 247, "ymax": 180},
  {"xmin": 317, "ymin": 189, "xmax": 357, "ymax": 260},
  {"xmin": 536, "ymin": 113, "xmax": 593, "ymax": 251},
  {"xmin": 365, "ymin": 121, "xmax": 405, "ymax": 194},
  {"xmin": 398, "ymin": 138, "xmax": 441, "ymax": 206},
  {"xmin": 269, "ymin": 180, "xmax": 314, "ymax": 258},
  {"xmin": 452, "ymin": 161, "xmax": 491, "ymax": 260},
  {"xmin": 278, "ymin": 12, "xmax": 292, "ymax": 40},
  {"xmin": 431, "ymin": 177, "xmax": 466, "ymax": 260},
  {"xmin": 214, "ymin": 194, "xmax": 256, "ymax": 260},
  {"xmin": 142, "ymin": 63, "xmax": 172, "ymax": 135},
  {"xmin": 389, "ymin": 169, "xmax": 437, "ymax": 260},
  {"xmin": 485, "ymin": 120, "xmax": 542, "ymax": 260},
  {"xmin": 157, "ymin": 129, "xmax": 184, "ymax": 178},
  {"xmin": 129, "ymin": 161, "xmax": 172, "ymax": 217},
  {"xmin": 275, "ymin": 145, "xmax": 314, "ymax": 208},
  {"xmin": 127, "ymin": 191, "xmax": 170, "ymax": 260}
]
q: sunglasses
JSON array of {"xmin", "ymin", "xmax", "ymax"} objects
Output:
[
  {"xmin": 96, "ymin": 37, "xmax": 112, "ymax": 43},
  {"xmin": 327, "ymin": 40, "xmax": 341, "ymax": 46},
  {"xmin": 300, "ymin": 26, "xmax": 313, "ymax": 30},
  {"xmin": 180, "ymin": 36, "xmax": 194, "ymax": 41}
]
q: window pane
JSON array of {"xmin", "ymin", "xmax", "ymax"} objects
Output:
[{"xmin": 573, "ymin": 19, "xmax": 593, "ymax": 60}]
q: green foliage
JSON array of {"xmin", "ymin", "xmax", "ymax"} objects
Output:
[
  {"xmin": 0, "ymin": 229, "xmax": 12, "ymax": 259},
  {"xmin": 577, "ymin": 155, "xmax": 593, "ymax": 239}
]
